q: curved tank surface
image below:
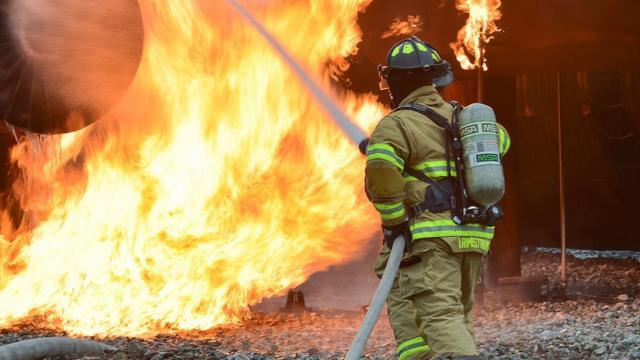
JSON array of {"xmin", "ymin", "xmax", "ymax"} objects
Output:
[
  {"xmin": 459, "ymin": 103, "xmax": 505, "ymax": 206},
  {"xmin": 0, "ymin": 0, "xmax": 144, "ymax": 134}
]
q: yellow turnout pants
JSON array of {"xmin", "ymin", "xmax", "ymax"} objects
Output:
[{"xmin": 374, "ymin": 238, "xmax": 483, "ymax": 358}]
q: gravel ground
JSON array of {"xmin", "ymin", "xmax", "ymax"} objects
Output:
[
  {"xmin": 521, "ymin": 249, "xmax": 640, "ymax": 298},
  {"xmin": 476, "ymin": 299, "xmax": 640, "ymax": 359},
  {"xmin": 1, "ymin": 250, "xmax": 639, "ymax": 359}
]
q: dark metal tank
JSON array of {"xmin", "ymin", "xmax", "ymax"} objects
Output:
[{"xmin": 0, "ymin": 0, "xmax": 144, "ymax": 134}]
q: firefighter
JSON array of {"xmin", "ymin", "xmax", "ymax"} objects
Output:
[
  {"xmin": 373, "ymin": 123, "xmax": 510, "ymax": 360},
  {"xmin": 365, "ymin": 36, "xmax": 511, "ymax": 359}
]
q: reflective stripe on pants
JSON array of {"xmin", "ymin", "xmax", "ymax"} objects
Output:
[{"xmin": 398, "ymin": 336, "xmax": 430, "ymax": 360}]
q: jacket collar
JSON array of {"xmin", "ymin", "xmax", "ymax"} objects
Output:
[{"xmin": 398, "ymin": 85, "xmax": 445, "ymax": 107}]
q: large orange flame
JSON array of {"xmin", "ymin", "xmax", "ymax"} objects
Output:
[
  {"xmin": 0, "ymin": 0, "xmax": 384, "ymax": 336},
  {"xmin": 450, "ymin": 0, "xmax": 502, "ymax": 70}
]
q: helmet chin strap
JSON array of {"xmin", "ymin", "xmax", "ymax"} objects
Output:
[
  {"xmin": 388, "ymin": 92, "xmax": 399, "ymax": 109},
  {"xmin": 388, "ymin": 83, "xmax": 412, "ymax": 109}
]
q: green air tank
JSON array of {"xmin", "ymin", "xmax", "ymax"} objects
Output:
[{"xmin": 458, "ymin": 103, "xmax": 505, "ymax": 206}]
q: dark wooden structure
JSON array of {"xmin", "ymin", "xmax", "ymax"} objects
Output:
[{"xmin": 349, "ymin": 0, "xmax": 640, "ymax": 281}]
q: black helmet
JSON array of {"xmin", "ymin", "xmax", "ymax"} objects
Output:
[{"xmin": 378, "ymin": 36, "xmax": 453, "ymax": 90}]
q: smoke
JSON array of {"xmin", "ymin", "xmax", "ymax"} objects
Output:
[{"xmin": 9, "ymin": 0, "xmax": 144, "ymax": 121}]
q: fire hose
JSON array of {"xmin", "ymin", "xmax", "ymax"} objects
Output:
[
  {"xmin": 226, "ymin": 0, "xmax": 366, "ymax": 148},
  {"xmin": 344, "ymin": 236, "xmax": 405, "ymax": 360},
  {"xmin": 227, "ymin": 1, "xmax": 405, "ymax": 358},
  {"xmin": 0, "ymin": 337, "xmax": 116, "ymax": 360}
]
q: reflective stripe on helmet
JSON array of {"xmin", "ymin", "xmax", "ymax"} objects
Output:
[{"xmin": 402, "ymin": 43, "xmax": 415, "ymax": 54}]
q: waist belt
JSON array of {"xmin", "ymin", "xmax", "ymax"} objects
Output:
[{"xmin": 406, "ymin": 175, "xmax": 457, "ymax": 217}]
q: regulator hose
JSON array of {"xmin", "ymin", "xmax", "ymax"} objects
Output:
[
  {"xmin": 345, "ymin": 235, "xmax": 405, "ymax": 360},
  {"xmin": 0, "ymin": 337, "xmax": 116, "ymax": 360}
]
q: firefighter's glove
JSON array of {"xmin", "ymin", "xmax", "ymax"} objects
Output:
[
  {"xmin": 382, "ymin": 222, "xmax": 410, "ymax": 251},
  {"xmin": 358, "ymin": 138, "xmax": 369, "ymax": 155}
]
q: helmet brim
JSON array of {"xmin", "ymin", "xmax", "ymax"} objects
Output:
[
  {"xmin": 432, "ymin": 60, "xmax": 454, "ymax": 88},
  {"xmin": 379, "ymin": 60, "xmax": 454, "ymax": 89}
]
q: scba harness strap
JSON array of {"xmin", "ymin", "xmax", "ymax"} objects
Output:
[
  {"xmin": 394, "ymin": 102, "xmax": 453, "ymax": 129},
  {"xmin": 393, "ymin": 102, "xmax": 504, "ymax": 227},
  {"xmin": 392, "ymin": 102, "xmax": 463, "ymax": 219}
]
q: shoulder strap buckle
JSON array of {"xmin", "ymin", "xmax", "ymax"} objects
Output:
[{"xmin": 408, "ymin": 202, "xmax": 427, "ymax": 217}]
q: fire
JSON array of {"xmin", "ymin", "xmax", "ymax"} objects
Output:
[
  {"xmin": 0, "ymin": 0, "xmax": 384, "ymax": 336},
  {"xmin": 450, "ymin": 0, "xmax": 502, "ymax": 70},
  {"xmin": 381, "ymin": 15, "xmax": 423, "ymax": 39}
]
